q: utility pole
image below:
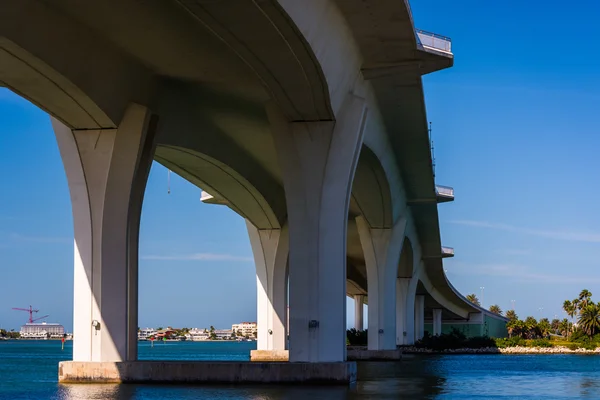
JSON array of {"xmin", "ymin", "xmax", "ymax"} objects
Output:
[{"xmin": 480, "ymin": 287, "xmax": 485, "ymax": 308}]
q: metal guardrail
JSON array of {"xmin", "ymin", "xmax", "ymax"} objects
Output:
[
  {"xmin": 416, "ymin": 29, "xmax": 452, "ymax": 53},
  {"xmin": 441, "ymin": 246, "xmax": 455, "ymax": 257},
  {"xmin": 435, "ymin": 185, "xmax": 454, "ymax": 197}
]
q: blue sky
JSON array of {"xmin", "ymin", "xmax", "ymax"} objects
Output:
[{"xmin": 2, "ymin": 1, "xmax": 600, "ymax": 331}]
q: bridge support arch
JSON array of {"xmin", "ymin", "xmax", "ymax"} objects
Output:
[
  {"xmin": 246, "ymin": 220, "xmax": 289, "ymax": 353},
  {"xmin": 53, "ymin": 104, "xmax": 157, "ymax": 362},
  {"xmin": 267, "ymin": 94, "xmax": 367, "ymax": 362}
]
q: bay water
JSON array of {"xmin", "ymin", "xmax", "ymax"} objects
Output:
[{"xmin": 2, "ymin": 340, "xmax": 600, "ymax": 399}]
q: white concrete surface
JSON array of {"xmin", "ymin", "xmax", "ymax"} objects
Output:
[
  {"xmin": 415, "ymin": 295, "xmax": 425, "ymax": 342},
  {"xmin": 268, "ymin": 94, "xmax": 367, "ymax": 362},
  {"xmin": 246, "ymin": 220, "xmax": 289, "ymax": 351},
  {"xmin": 53, "ymin": 104, "xmax": 156, "ymax": 362},
  {"xmin": 356, "ymin": 216, "xmax": 406, "ymax": 350},
  {"xmin": 353, "ymin": 295, "xmax": 365, "ymax": 331},
  {"xmin": 433, "ymin": 309, "xmax": 443, "ymax": 336}
]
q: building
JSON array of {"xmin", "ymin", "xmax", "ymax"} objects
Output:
[
  {"xmin": 138, "ymin": 328, "xmax": 157, "ymax": 340},
  {"xmin": 231, "ymin": 322, "xmax": 257, "ymax": 337},
  {"xmin": 214, "ymin": 329, "xmax": 234, "ymax": 340},
  {"xmin": 186, "ymin": 328, "xmax": 209, "ymax": 341},
  {"xmin": 20, "ymin": 322, "xmax": 65, "ymax": 339}
]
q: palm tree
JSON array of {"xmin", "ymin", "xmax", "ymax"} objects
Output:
[
  {"xmin": 578, "ymin": 304, "xmax": 600, "ymax": 338},
  {"xmin": 563, "ymin": 300, "xmax": 576, "ymax": 340},
  {"xmin": 505, "ymin": 309, "xmax": 518, "ymax": 321},
  {"xmin": 538, "ymin": 318, "xmax": 551, "ymax": 338},
  {"xmin": 466, "ymin": 294, "xmax": 480, "ymax": 306},
  {"xmin": 579, "ymin": 290, "xmax": 593, "ymax": 309},
  {"xmin": 524, "ymin": 316, "xmax": 539, "ymax": 339},
  {"xmin": 489, "ymin": 305, "xmax": 503, "ymax": 316},
  {"xmin": 551, "ymin": 318, "xmax": 560, "ymax": 333},
  {"xmin": 559, "ymin": 318, "xmax": 570, "ymax": 337},
  {"xmin": 507, "ymin": 319, "xmax": 525, "ymax": 339}
]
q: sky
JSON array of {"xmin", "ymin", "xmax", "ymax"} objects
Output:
[{"xmin": 2, "ymin": 1, "xmax": 600, "ymax": 331}]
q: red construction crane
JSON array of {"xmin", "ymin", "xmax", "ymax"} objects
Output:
[{"xmin": 12, "ymin": 305, "xmax": 47, "ymax": 324}]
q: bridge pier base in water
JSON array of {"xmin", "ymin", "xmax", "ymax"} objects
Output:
[{"xmin": 58, "ymin": 361, "xmax": 357, "ymax": 384}]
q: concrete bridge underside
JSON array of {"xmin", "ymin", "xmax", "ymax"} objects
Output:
[{"xmin": 0, "ymin": 0, "xmax": 506, "ymax": 384}]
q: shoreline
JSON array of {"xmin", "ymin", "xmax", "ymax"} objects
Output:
[{"xmin": 403, "ymin": 346, "xmax": 600, "ymax": 355}]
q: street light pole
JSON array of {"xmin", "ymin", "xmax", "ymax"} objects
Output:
[{"xmin": 480, "ymin": 287, "xmax": 485, "ymax": 309}]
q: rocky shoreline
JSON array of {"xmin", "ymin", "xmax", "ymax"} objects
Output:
[{"xmin": 403, "ymin": 346, "xmax": 600, "ymax": 354}]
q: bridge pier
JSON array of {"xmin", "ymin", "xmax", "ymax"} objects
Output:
[
  {"xmin": 433, "ymin": 309, "xmax": 443, "ymax": 336},
  {"xmin": 356, "ymin": 216, "xmax": 406, "ymax": 350},
  {"xmin": 353, "ymin": 295, "xmax": 365, "ymax": 331},
  {"xmin": 246, "ymin": 221, "xmax": 289, "ymax": 362},
  {"xmin": 53, "ymin": 104, "xmax": 157, "ymax": 362},
  {"xmin": 396, "ymin": 277, "xmax": 417, "ymax": 345},
  {"xmin": 267, "ymin": 95, "xmax": 367, "ymax": 364},
  {"xmin": 415, "ymin": 295, "xmax": 425, "ymax": 341}
]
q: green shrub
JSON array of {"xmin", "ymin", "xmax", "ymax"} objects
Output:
[
  {"xmin": 346, "ymin": 329, "xmax": 368, "ymax": 346},
  {"xmin": 495, "ymin": 337, "xmax": 525, "ymax": 348},
  {"xmin": 529, "ymin": 339, "xmax": 552, "ymax": 348},
  {"xmin": 415, "ymin": 329, "xmax": 496, "ymax": 350}
]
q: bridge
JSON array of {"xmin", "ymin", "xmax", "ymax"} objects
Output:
[{"xmin": 0, "ymin": 0, "xmax": 506, "ymax": 384}]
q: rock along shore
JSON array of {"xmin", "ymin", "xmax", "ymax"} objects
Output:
[{"xmin": 403, "ymin": 346, "xmax": 600, "ymax": 354}]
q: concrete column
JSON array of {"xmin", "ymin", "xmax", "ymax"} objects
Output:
[
  {"xmin": 353, "ymin": 295, "xmax": 365, "ymax": 331},
  {"xmin": 432, "ymin": 309, "xmax": 443, "ymax": 336},
  {"xmin": 396, "ymin": 275, "xmax": 419, "ymax": 345},
  {"xmin": 356, "ymin": 217, "xmax": 406, "ymax": 350},
  {"xmin": 267, "ymin": 95, "xmax": 367, "ymax": 362},
  {"xmin": 247, "ymin": 220, "xmax": 289, "ymax": 351},
  {"xmin": 414, "ymin": 295, "xmax": 425, "ymax": 341},
  {"xmin": 53, "ymin": 104, "xmax": 157, "ymax": 362}
]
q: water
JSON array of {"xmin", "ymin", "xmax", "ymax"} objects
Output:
[{"xmin": 2, "ymin": 341, "xmax": 600, "ymax": 399}]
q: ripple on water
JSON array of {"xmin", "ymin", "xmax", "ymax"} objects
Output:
[{"xmin": 2, "ymin": 342, "xmax": 600, "ymax": 399}]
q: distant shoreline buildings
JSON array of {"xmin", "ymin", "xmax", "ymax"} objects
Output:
[{"xmin": 138, "ymin": 322, "xmax": 257, "ymax": 342}]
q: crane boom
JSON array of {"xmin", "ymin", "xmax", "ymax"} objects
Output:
[{"xmin": 12, "ymin": 305, "xmax": 41, "ymax": 323}]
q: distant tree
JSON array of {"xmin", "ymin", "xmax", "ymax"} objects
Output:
[
  {"xmin": 578, "ymin": 304, "xmax": 600, "ymax": 338},
  {"xmin": 157, "ymin": 327, "xmax": 163, "ymax": 331},
  {"xmin": 579, "ymin": 290, "xmax": 593, "ymax": 309},
  {"xmin": 523, "ymin": 316, "xmax": 539, "ymax": 339},
  {"xmin": 538, "ymin": 318, "xmax": 551, "ymax": 338},
  {"xmin": 507, "ymin": 319, "xmax": 524, "ymax": 338},
  {"xmin": 559, "ymin": 319, "xmax": 570, "ymax": 337},
  {"xmin": 209, "ymin": 326, "xmax": 215, "ymax": 333},
  {"xmin": 489, "ymin": 305, "xmax": 503, "ymax": 316},
  {"xmin": 551, "ymin": 318, "xmax": 560, "ymax": 333},
  {"xmin": 466, "ymin": 294, "xmax": 480, "ymax": 306},
  {"xmin": 505, "ymin": 310, "xmax": 518, "ymax": 321}
]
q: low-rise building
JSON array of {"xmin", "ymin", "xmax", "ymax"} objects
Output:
[
  {"xmin": 20, "ymin": 322, "xmax": 65, "ymax": 339},
  {"xmin": 138, "ymin": 328, "xmax": 157, "ymax": 340},
  {"xmin": 186, "ymin": 328, "xmax": 210, "ymax": 341},
  {"xmin": 214, "ymin": 329, "xmax": 234, "ymax": 339},
  {"xmin": 231, "ymin": 322, "xmax": 257, "ymax": 337}
]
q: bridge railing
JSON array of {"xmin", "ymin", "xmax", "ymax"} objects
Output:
[
  {"xmin": 435, "ymin": 185, "xmax": 454, "ymax": 197},
  {"xmin": 416, "ymin": 29, "xmax": 452, "ymax": 53},
  {"xmin": 441, "ymin": 246, "xmax": 455, "ymax": 257}
]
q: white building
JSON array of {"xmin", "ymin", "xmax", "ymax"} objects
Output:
[
  {"xmin": 186, "ymin": 328, "xmax": 210, "ymax": 341},
  {"xmin": 138, "ymin": 328, "xmax": 157, "ymax": 340},
  {"xmin": 20, "ymin": 322, "xmax": 65, "ymax": 339},
  {"xmin": 231, "ymin": 322, "xmax": 257, "ymax": 337},
  {"xmin": 214, "ymin": 329, "xmax": 234, "ymax": 339}
]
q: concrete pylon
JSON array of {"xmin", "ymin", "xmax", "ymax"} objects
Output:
[
  {"xmin": 246, "ymin": 220, "xmax": 289, "ymax": 351},
  {"xmin": 267, "ymin": 95, "xmax": 367, "ymax": 363},
  {"xmin": 396, "ymin": 276, "xmax": 418, "ymax": 345},
  {"xmin": 53, "ymin": 104, "xmax": 157, "ymax": 362},
  {"xmin": 353, "ymin": 295, "xmax": 365, "ymax": 331},
  {"xmin": 432, "ymin": 309, "xmax": 443, "ymax": 336},
  {"xmin": 415, "ymin": 295, "xmax": 425, "ymax": 341},
  {"xmin": 356, "ymin": 216, "xmax": 406, "ymax": 350}
]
